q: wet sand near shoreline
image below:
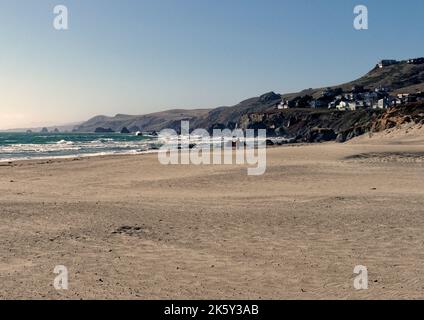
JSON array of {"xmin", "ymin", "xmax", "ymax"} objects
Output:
[{"xmin": 0, "ymin": 141, "xmax": 423, "ymax": 299}]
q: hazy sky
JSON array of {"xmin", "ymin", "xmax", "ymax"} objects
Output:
[{"xmin": 1, "ymin": 0, "xmax": 423, "ymax": 129}]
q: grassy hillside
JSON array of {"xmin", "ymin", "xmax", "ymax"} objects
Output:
[{"xmin": 282, "ymin": 62, "xmax": 424, "ymax": 100}]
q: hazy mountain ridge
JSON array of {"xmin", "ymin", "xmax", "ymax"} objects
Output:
[{"xmin": 73, "ymin": 109, "xmax": 210, "ymax": 133}]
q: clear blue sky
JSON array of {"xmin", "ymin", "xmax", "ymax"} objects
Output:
[{"xmin": 1, "ymin": 0, "xmax": 423, "ymax": 129}]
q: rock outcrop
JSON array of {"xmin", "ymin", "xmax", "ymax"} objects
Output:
[
  {"xmin": 94, "ymin": 127, "xmax": 115, "ymax": 133},
  {"xmin": 120, "ymin": 127, "xmax": 131, "ymax": 134},
  {"xmin": 371, "ymin": 103, "xmax": 424, "ymax": 132}
]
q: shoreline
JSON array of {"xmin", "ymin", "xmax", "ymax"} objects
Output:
[
  {"xmin": 0, "ymin": 149, "xmax": 158, "ymax": 165},
  {"xmin": 0, "ymin": 142, "xmax": 296, "ymax": 165},
  {"xmin": 0, "ymin": 140, "xmax": 421, "ymax": 167}
]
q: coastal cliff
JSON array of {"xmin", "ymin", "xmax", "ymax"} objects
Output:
[{"xmin": 240, "ymin": 103, "xmax": 424, "ymax": 143}]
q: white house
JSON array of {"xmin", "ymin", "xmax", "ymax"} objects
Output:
[
  {"xmin": 375, "ymin": 98, "xmax": 390, "ymax": 109},
  {"xmin": 378, "ymin": 60, "xmax": 398, "ymax": 68},
  {"xmin": 277, "ymin": 100, "xmax": 289, "ymax": 109},
  {"xmin": 336, "ymin": 101, "xmax": 358, "ymax": 111},
  {"xmin": 348, "ymin": 102, "xmax": 357, "ymax": 111}
]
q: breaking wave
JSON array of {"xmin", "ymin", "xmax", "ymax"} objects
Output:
[{"xmin": 0, "ymin": 132, "xmax": 158, "ymax": 162}]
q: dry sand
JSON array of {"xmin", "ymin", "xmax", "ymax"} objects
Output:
[{"xmin": 0, "ymin": 138, "xmax": 423, "ymax": 299}]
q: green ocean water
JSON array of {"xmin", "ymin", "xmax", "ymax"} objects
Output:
[{"xmin": 0, "ymin": 132, "xmax": 158, "ymax": 161}]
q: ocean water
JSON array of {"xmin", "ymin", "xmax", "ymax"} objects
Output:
[{"xmin": 0, "ymin": 132, "xmax": 160, "ymax": 162}]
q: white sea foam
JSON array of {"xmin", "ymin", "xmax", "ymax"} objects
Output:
[
  {"xmin": 0, "ymin": 134, "xmax": 159, "ymax": 162},
  {"xmin": 56, "ymin": 139, "xmax": 74, "ymax": 145}
]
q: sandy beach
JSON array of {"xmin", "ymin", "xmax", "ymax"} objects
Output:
[{"xmin": 0, "ymin": 138, "xmax": 423, "ymax": 299}]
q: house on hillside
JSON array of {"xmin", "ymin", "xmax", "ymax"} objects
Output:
[
  {"xmin": 364, "ymin": 91, "xmax": 380, "ymax": 101},
  {"xmin": 309, "ymin": 100, "xmax": 320, "ymax": 109},
  {"xmin": 407, "ymin": 57, "xmax": 424, "ymax": 65},
  {"xmin": 309, "ymin": 97, "xmax": 329, "ymax": 109},
  {"xmin": 277, "ymin": 99, "xmax": 289, "ymax": 109},
  {"xmin": 348, "ymin": 102, "xmax": 358, "ymax": 111},
  {"xmin": 336, "ymin": 101, "xmax": 356, "ymax": 111},
  {"xmin": 375, "ymin": 98, "xmax": 391, "ymax": 109},
  {"xmin": 328, "ymin": 96, "xmax": 345, "ymax": 109},
  {"xmin": 397, "ymin": 93, "xmax": 410, "ymax": 99},
  {"xmin": 355, "ymin": 100, "xmax": 366, "ymax": 108},
  {"xmin": 375, "ymin": 86, "xmax": 391, "ymax": 93},
  {"xmin": 344, "ymin": 93, "xmax": 355, "ymax": 100},
  {"xmin": 378, "ymin": 60, "xmax": 398, "ymax": 68},
  {"xmin": 395, "ymin": 93, "xmax": 417, "ymax": 105}
]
